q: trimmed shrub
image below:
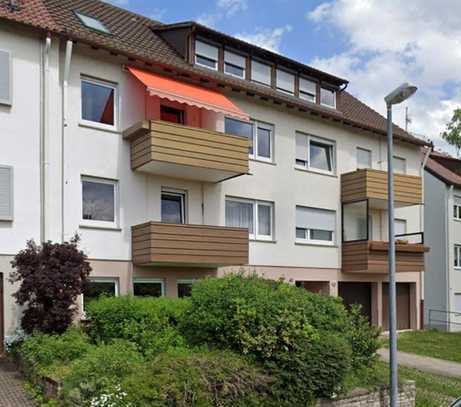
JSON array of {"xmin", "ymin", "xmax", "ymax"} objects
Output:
[
  {"xmin": 85, "ymin": 296, "xmax": 190, "ymax": 356},
  {"xmin": 19, "ymin": 328, "xmax": 91, "ymax": 378},
  {"xmin": 122, "ymin": 348, "xmax": 273, "ymax": 407},
  {"xmin": 62, "ymin": 340, "xmax": 143, "ymax": 406}
]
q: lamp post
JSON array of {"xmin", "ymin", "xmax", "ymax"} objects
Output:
[{"xmin": 384, "ymin": 83, "xmax": 417, "ymax": 407}]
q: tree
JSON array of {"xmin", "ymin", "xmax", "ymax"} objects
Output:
[
  {"xmin": 10, "ymin": 235, "xmax": 91, "ymax": 334},
  {"xmin": 442, "ymin": 108, "xmax": 461, "ymax": 156}
]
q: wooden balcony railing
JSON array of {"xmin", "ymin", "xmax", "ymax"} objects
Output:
[
  {"xmin": 132, "ymin": 222, "xmax": 249, "ymax": 267},
  {"xmin": 123, "ymin": 120, "xmax": 250, "ymax": 182}
]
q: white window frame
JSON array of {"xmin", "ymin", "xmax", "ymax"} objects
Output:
[
  {"xmin": 394, "ymin": 218, "xmax": 407, "ymax": 237},
  {"xmin": 251, "ymin": 120, "xmax": 274, "ymax": 163},
  {"xmin": 0, "ymin": 49, "xmax": 12, "ymax": 106},
  {"xmin": 295, "ymin": 206, "xmax": 336, "ymax": 246},
  {"xmin": 81, "ymin": 277, "xmax": 120, "ymax": 315},
  {"xmin": 177, "ymin": 279, "xmax": 196, "ymax": 298},
  {"xmin": 161, "ymin": 187, "xmax": 187, "ymax": 224},
  {"xmin": 356, "ymin": 147, "xmax": 372, "ymax": 169},
  {"xmin": 225, "ymin": 197, "xmax": 274, "ymax": 241},
  {"xmin": 295, "ymin": 133, "xmax": 336, "ymax": 175},
  {"xmin": 455, "ymin": 245, "xmax": 461, "ymax": 270},
  {"xmin": 81, "ymin": 176, "xmax": 119, "ymax": 229},
  {"xmin": 195, "ymin": 39, "xmax": 219, "ymax": 71},
  {"xmin": 224, "ymin": 50, "xmax": 246, "ymax": 79},
  {"xmin": 0, "ymin": 165, "xmax": 13, "ymax": 221},
  {"xmin": 393, "ymin": 156, "xmax": 407, "ymax": 174},
  {"xmin": 251, "ymin": 59, "xmax": 272, "ymax": 87},
  {"xmin": 276, "ymin": 68, "xmax": 295, "ymax": 95},
  {"xmin": 133, "ymin": 278, "xmax": 165, "ymax": 297},
  {"xmin": 80, "ymin": 76, "xmax": 118, "ymax": 131},
  {"xmin": 454, "ymin": 293, "xmax": 461, "ymax": 312},
  {"xmin": 299, "ymin": 77, "xmax": 316, "ymax": 103},
  {"xmin": 320, "ymin": 87, "xmax": 336, "ymax": 108},
  {"xmin": 454, "ymin": 197, "xmax": 461, "ymax": 221}
]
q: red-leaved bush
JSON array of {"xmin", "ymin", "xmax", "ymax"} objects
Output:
[{"xmin": 10, "ymin": 235, "xmax": 91, "ymax": 334}]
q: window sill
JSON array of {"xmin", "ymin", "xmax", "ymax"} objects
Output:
[
  {"xmin": 455, "ymin": 267, "xmax": 461, "ymax": 271},
  {"xmin": 295, "ymin": 241, "xmax": 338, "ymax": 248},
  {"xmin": 79, "ymin": 224, "xmax": 122, "ymax": 232},
  {"xmin": 0, "ymin": 218, "xmax": 13, "ymax": 222},
  {"xmin": 294, "ymin": 166, "xmax": 337, "ymax": 178},
  {"xmin": 78, "ymin": 122, "xmax": 121, "ymax": 134},
  {"xmin": 250, "ymin": 238, "xmax": 277, "ymax": 244},
  {"xmin": 250, "ymin": 158, "xmax": 276, "ymax": 166},
  {"xmin": 454, "ymin": 218, "xmax": 461, "ymax": 223}
]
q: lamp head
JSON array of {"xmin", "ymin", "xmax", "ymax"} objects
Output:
[{"xmin": 385, "ymin": 83, "xmax": 417, "ymax": 106}]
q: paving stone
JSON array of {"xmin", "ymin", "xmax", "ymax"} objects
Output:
[{"xmin": 0, "ymin": 357, "xmax": 35, "ymax": 407}]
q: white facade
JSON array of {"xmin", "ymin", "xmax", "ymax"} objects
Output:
[{"xmin": 0, "ymin": 26, "xmax": 425, "ymax": 339}]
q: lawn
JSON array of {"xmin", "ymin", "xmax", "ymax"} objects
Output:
[
  {"xmin": 376, "ymin": 361, "xmax": 461, "ymax": 406},
  {"xmin": 388, "ymin": 330, "xmax": 461, "ymax": 363}
]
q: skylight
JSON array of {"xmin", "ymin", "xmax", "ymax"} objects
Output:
[{"xmin": 75, "ymin": 11, "xmax": 111, "ymax": 34}]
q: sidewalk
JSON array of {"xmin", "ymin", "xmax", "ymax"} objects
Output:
[
  {"xmin": 378, "ymin": 348, "xmax": 461, "ymax": 378},
  {"xmin": 0, "ymin": 357, "xmax": 35, "ymax": 406}
]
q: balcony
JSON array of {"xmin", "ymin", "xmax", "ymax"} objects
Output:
[
  {"xmin": 342, "ymin": 236, "xmax": 429, "ymax": 274},
  {"xmin": 341, "ymin": 168, "xmax": 422, "ymax": 208},
  {"xmin": 131, "ymin": 222, "xmax": 249, "ymax": 267},
  {"xmin": 123, "ymin": 120, "xmax": 250, "ymax": 182}
]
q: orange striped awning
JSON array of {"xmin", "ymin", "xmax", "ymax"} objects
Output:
[{"xmin": 127, "ymin": 66, "xmax": 249, "ymax": 121}]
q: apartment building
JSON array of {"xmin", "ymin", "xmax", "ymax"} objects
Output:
[
  {"xmin": 0, "ymin": 0, "xmax": 429, "ymax": 344},
  {"xmin": 424, "ymin": 150, "xmax": 461, "ymax": 331}
]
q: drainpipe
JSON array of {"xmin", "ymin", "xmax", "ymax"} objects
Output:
[
  {"xmin": 40, "ymin": 34, "xmax": 51, "ymax": 243},
  {"xmin": 446, "ymin": 185, "xmax": 453, "ymax": 330},
  {"xmin": 61, "ymin": 39, "xmax": 73, "ymax": 243}
]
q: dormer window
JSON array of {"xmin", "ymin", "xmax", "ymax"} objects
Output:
[
  {"xmin": 195, "ymin": 40, "xmax": 218, "ymax": 70},
  {"xmin": 224, "ymin": 50, "xmax": 246, "ymax": 79},
  {"xmin": 276, "ymin": 69, "xmax": 295, "ymax": 95},
  {"xmin": 299, "ymin": 78, "xmax": 317, "ymax": 102},
  {"xmin": 251, "ymin": 60, "xmax": 271, "ymax": 86},
  {"xmin": 320, "ymin": 87, "xmax": 336, "ymax": 108}
]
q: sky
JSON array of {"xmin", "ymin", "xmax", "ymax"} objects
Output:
[{"xmin": 106, "ymin": 0, "xmax": 461, "ymax": 154}]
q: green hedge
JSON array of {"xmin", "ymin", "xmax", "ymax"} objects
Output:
[{"xmin": 85, "ymin": 296, "xmax": 190, "ymax": 356}]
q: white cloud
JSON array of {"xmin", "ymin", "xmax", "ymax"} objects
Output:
[
  {"xmin": 236, "ymin": 25, "xmax": 292, "ymax": 52},
  {"xmin": 197, "ymin": 0, "xmax": 247, "ymax": 28},
  {"xmin": 307, "ymin": 0, "xmax": 461, "ymax": 154},
  {"xmin": 197, "ymin": 13, "xmax": 218, "ymax": 28},
  {"xmin": 150, "ymin": 8, "xmax": 166, "ymax": 21}
]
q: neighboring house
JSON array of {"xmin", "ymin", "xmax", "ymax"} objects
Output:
[
  {"xmin": 424, "ymin": 150, "xmax": 461, "ymax": 331},
  {"xmin": 0, "ymin": 0, "xmax": 429, "ymax": 345}
]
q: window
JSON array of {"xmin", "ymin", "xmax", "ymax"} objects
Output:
[
  {"xmin": 296, "ymin": 206, "xmax": 336, "ymax": 245},
  {"xmin": 251, "ymin": 60, "xmax": 271, "ymax": 86},
  {"xmin": 195, "ymin": 40, "xmax": 218, "ymax": 70},
  {"xmin": 320, "ymin": 87, "xmax": 336, "ymax": 108},
  {"xmin": 0, "ymin": 166, "xmax": 13, "ymax": 221},
  {"xmin": 224, "ymin": 50, "xmax": 246, "ymax": 78},
  {"xmin": 83, "ymin": 278, "xmax": 118, "ymax": 309},
  {"xmin": 395, "ymin": 219, "xmax": 407, "ymax": 236},
  {"xmin": 276, "ymin": 69, "xmax": 295, "ymax": 94},
  {"xmin": 393, "ymin": 156, "xmax": 406, "ymax": 174},
  {"xmin": 226, "ymin": 197, "xmax": 274, "ymax": 240},
  {"xmin": 225, "ymin": 117, "xmax": 253, "ymax": 139},
  {"xmin": 454, "ymin": 196, "xmax": 461, "ymax": 220},
  {"xmin": 253, "ymin": 121, "xmax": 273, "ymax": 161},
  {"xmin": 81, "ymin": 177, "xmax": 118, "ymax": 227},
  {"xmin": 0, "ymin": 50, "xmax": 11, "ymax": 105},
  {"xmin": 160, "ymin": 105, "xmax": 184, "ymax": 124},
  {"xmin": 296, "ymin": 133, "xmax": 335, "ymax": 174},
  {"xmin": 75, "ymin": 11, "xmax": 111, "ymax": 34},
  {"xmin": 455, "ymin": 294, "xmax": 461, "ymax": 312},
  {"xmin": 343, "ymin": 201, "xmax": 368, "ymax": 242},
  {"xmin": 81, "ymin": 77, "xmax": 116, "ymax": 128},
  {"xmin": 455, "ymin": 245, "xmax": 461, "ymax": 269},
  {"xmin": 161, "ymin": 189, "xmax": 186, "ymax": 224},
  {"xmin": 299, "ymin": 78, "xmax": 316, "ymax": 102},
  {"xmin": 177, "ymin": 280, "xmax": 195, "ymax": 298},
  {"xmin": 133, "ymin": 279, "xmax": 164, "ymax": 297},
  {"xmin": 357, "ymin": 147, "xmax": 372, "ymax": 169}
]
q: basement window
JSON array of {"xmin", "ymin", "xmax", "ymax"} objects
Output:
[{"xmin": 74, "ymin": 11, "xmax": 111, "ymax": 34}]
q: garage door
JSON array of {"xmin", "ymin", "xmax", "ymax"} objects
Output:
[
  {"xmin": 382, "ymin": 282, "xmax": 410, "ymax": 330},
  {"xmin": 338, "ymin": 282, "xmax": 372, "ymax": 321}
]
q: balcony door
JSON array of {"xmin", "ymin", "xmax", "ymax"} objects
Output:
[
  {"xmin": 160, "ymin": 105, "xmax": 185, "ymax": 124},
  {"xmin": 161, "ymin": 190, "xmax": 186, "ymax": 224}
]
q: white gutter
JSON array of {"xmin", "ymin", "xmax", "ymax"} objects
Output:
[
  {"xmin": 40, "ymin": 34, "xmax": 51, "ymax": 243},
  {"xmin": 61, "ymin": 39, "xmax": 73, "ymax": 243}
]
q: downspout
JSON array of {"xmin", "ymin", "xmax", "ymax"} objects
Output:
[
  {"xmin": 61, "ymin": 40, "xmax": 73, "ymax": 243},
  {"xmin": 446, "ymin": 185, "xmax": 453, "ymax": 329},
  {"xmin": 40, "ymin": 34, "xmax": 51, "ymax": 243}
]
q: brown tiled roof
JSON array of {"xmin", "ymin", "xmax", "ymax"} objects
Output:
[
  {"xmin": 0, "ymin": 0, "xmax": 429, "ymax": 147},
  {"xmin": 425, "ymin": 155, "xmax": 461, "ymax": 188}
]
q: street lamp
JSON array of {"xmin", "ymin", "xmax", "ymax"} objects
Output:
[{"xmin": 385, "ymin": 82, "xmax": 417, "ymax": 407}]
